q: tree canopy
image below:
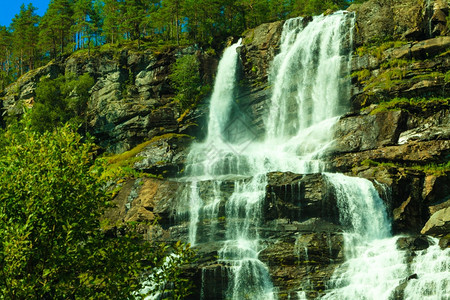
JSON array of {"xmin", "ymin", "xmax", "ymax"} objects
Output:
[{"xmin": 0, "ymin": 0, "xmax": 359, "ymax": 91}]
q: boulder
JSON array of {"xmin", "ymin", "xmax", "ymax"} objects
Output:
[
  {"xmin": 332, "ymin": 110, "xmax": 406, "ymax": 153},
  {"xmin": 133, "ymin": 134, "xmax": 194, "ymax": 177},
  {"xmin": 331, "ymin": 140, "xmax": 450, "ymax": 172},
  {"xmin": 421, "ymin": 207, "xmax": 450, "ymax": 235},
  {"xmin": 393, "ymin": 37, "xmax": 450, "ymax": 60}
]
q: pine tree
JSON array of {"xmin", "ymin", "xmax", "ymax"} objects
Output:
[
  {"xmin": 122, "ymin": 0, "xmax": 149, "ymax": 46},
  {"xmin": 10, "ymin": 4, "xmax": 40, "ymax": 76},
  {"xmin": 0, "ymin": 26, "xmax": 13, "ymax": 91},
  {"xmin": 72, "ymin": 0, "xmax": 94, "ymax": 51},
  {"xmin": 103, "ymin": 0, "xmax": 123, "ymax": 44},
  {"xmin": 39, "ymin": 0, "xmax": 74, "ymax": 57}
]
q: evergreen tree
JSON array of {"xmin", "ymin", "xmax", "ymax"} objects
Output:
[
  {"xmin": 10, "ymin": 3, "xmax": 40, "ymax": 76},
  {"xmin": 0, "ymin": 27, "xmax": 13, "ymax": 91},
  {"xmin": 102, "ymin": 0, "xmax": 123, "ymax": 44},
  {"xmin": 72, "ymin": 0, "xmax": 94, "ymax": 51},
  {"xmin": 39, "ymin": 0, "xmax": 74, "ymax": 57},
  {"xmin": 122, "ymin": 0, "xmax": 149, "ymax": 46}
]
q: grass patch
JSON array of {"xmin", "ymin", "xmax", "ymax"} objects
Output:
[
  {"xmin": 355, "ymin": 40, "xmax": 408, "ymax": 58},
  {"xmin": 101, "ymin": 133, "xmax": 193, "ymax": 180},
  {"xmin": 360, "ymin": 159, "xmax": 450, "ymax": 176},
  {"xmin": 365, "ymin": 97, "xmax": 449, "ymax": 114},
  {"xmin": 410, "ymin": 162, "xmax": 450, "ymax": 176}
]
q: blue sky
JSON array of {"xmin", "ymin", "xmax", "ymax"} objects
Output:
[{"xmin": 0, "ymin": 0, "xmax": 50, "ymax": 27}]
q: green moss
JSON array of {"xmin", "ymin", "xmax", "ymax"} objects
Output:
[
  {"xmin": 410, "ymin": 162, "xmax": 450, "ymax": 176},
  {"xmin": 355, "ymin": 40, "xmax": 408, "ymax": 58},
  {"xmin": 243, "ymin": 29, "xmax": 255, "ymax": 45},
  {"xmin": 366, "ymin": 97, "xmax": 449, "ymax": 114},
  {"xmin": 411, "ymin": 72, "xmax": 444, "ymax": 81},
  {"xmin": 359, "ymin": 159, "xmax": 450, "ymax": 176},
  {"xmin": 351, "ymin": 69, "xmax": 371, "ymax": 83},
  {"xmin": 444, "ymin": 71, "xmax": 450, "ymax": 83}
]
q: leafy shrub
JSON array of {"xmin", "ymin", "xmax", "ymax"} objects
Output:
[
  {"xmin": 30, "ymin": 73, "xmax": 94, "ymax": 132},
  {"xmin": 0, "ymin": 117, "xmax": 195, "ymax": 299},
  {"xmin": 169, "ymin": 54, "xmax": 207, "ymax": 108}
]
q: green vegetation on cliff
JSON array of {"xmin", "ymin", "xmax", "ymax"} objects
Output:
[
  {"xmin": 0, "ymin": 116, "xmax": 195, "ymax": 299},
  {"xmin": 30, "ymin": 73, "xmax": 94, "ymax": 132},
  {"xmin": 0, "ymin": 0, "xmax": 358, "ymax": 92}
]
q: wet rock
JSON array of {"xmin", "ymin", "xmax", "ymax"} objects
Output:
[
  {"xmin": 260, "ymin": 232, "xmax": 344, "ymax": 298},
  {"xmin": 396, "ymin": 236, "xmax": 431, "ymax": 251},
  {"xmin": 352, "ymin": 166, "xmax": 429, "ymax": 234},
  {"xmin": 265, "ymin": 172, "xmax": 340, "ymax": 225},
  {"xmin": 422, "ymin": 176, "xmax": 450, "ymax": 209},
  {"xmin": 439, "ymin": 236, "xmax": 450, "ymax": 248}
]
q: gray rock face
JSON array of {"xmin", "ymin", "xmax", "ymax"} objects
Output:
[
  {"xmin": 348, "ymin": 0, "xmax": 441, "ymax": 45},
  {"xmin": 421, "ymin": 207, "xmax": 450, "ymax": 235},
  {"xmin": 333, "ymin": 110, "xmax": 407, "ymax": 153},
  {"xmin": 133, "ymin": 134, "xmax": 194, "ymax": 177},
  {"xmin": 1, "ymin": 47, "xmax": 217, "ymax": 154}
]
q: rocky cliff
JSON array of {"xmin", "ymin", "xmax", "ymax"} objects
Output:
[
  {"xmin": 1, "ymin": 0, "xmax": 449, "ymax": 298},
  {"xmin": 1, "ymin": 44, "xmax": 218, "ymax": 154}
]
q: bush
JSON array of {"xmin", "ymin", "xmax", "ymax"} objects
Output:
[
  {"xmin": 0, "ymin": 117, "xmax": 194, "ymax": 299},
  {"xmin": 168, "ymin": 54, "xmax": 205, "ymax": 108},
  {"xmin": 30, "ymin": 73, "xmax": 94, "ymax": 132}
]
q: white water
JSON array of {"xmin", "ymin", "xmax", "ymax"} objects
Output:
[
  {"xmin": 322, "ymin": 173, "xmax": 409, "ymax": 300},
  {"xmin": 179, "ymin": 12, "xmax": 354, "ymax": 299},
  {"xmin": 404, "ymin": 238, "xmax": 450, "ymax": 300},
  {"xmin": 321, "ymin": 174, "xmax": 450, "ymax": 300}
]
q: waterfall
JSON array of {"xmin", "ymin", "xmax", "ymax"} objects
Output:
[
  {"xmin": 265, "ymin": 12, "xmax": 353, "ymax": 173},
  {"xmin": 321, "ymin": 174, "xmax": 450, "ymax": 300},
  {"xmin": 403, "ymin": 238, "xmax": 450, "ymax": 299},
  {"xmin": 178, "ymin": 11, "xmax": 354, "ymax": 299},
  {"xmin": 322, "ymin": 173, "xmax": 409, "ymax": 300}
]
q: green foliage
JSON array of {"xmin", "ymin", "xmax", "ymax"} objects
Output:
[
  {"xmin": 169, "ymin": 55, "xmax": 208, "ymax": 108},
  {"xmin": 365, "ymin": 97, "xmax": 449, "ymax": 114},
  {"xmin": 290, "ymin": 0, "xmax": 347, "ymax": 17},
  {"xmin": 360, "ymin": 159, "xmax": 450, "ymax": 176},
  {"xmin": 0, "ymin": 119, "xmax": 140, "ymax": 298},
  {"xmin": 140, "ymin": 241, "xmax": 197, "ymax": 300},
  {"xmin": 445, "ymin": 71, "xmax": 450, "ymax": 83},
  {"xmin": 355, "ymin": 40, "xmax": 408, "ymax": 58},
  {"xmin": 10, "ymin": 4, "xmax": 40, "ymax": 76},
  {"xmin": 0, "ymin": 117, "xmax": 196, "ymax": 299},
  {"xmin": 351, "ymin": 69, "xmax": 371, "ymax": 83},
  {"xmin": 30, "ymin": 73, "xmax": 94, "ymax": 132}
]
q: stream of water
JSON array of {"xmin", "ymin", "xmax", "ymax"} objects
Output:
[{"xmin": 178, "ymin": 9, "xmax": 449, "ymax": 300}]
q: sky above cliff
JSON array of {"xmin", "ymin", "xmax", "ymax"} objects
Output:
[{"xmin": 1, "ymin": 0, "xmax": 50, "ymax": 27}]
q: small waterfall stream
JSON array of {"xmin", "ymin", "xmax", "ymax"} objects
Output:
[{"xmin": 322, "ymin": 173, "xmax": 409, "ymax": 299}]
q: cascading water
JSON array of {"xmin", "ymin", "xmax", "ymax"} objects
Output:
[
  {"xmin": 403, "ymin": 238, "xmax": 450, "ymax": 299},
  {"xmin": 320, "ymin": 174, "xmax": 450, "ymax": 300},
  {"xmin": 179, "ymin": 11, "xmax": 354, "ymax": 299},
  {"xmin": 321, "ymin": 173, "xmax": 409, "ymax": 299}
]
